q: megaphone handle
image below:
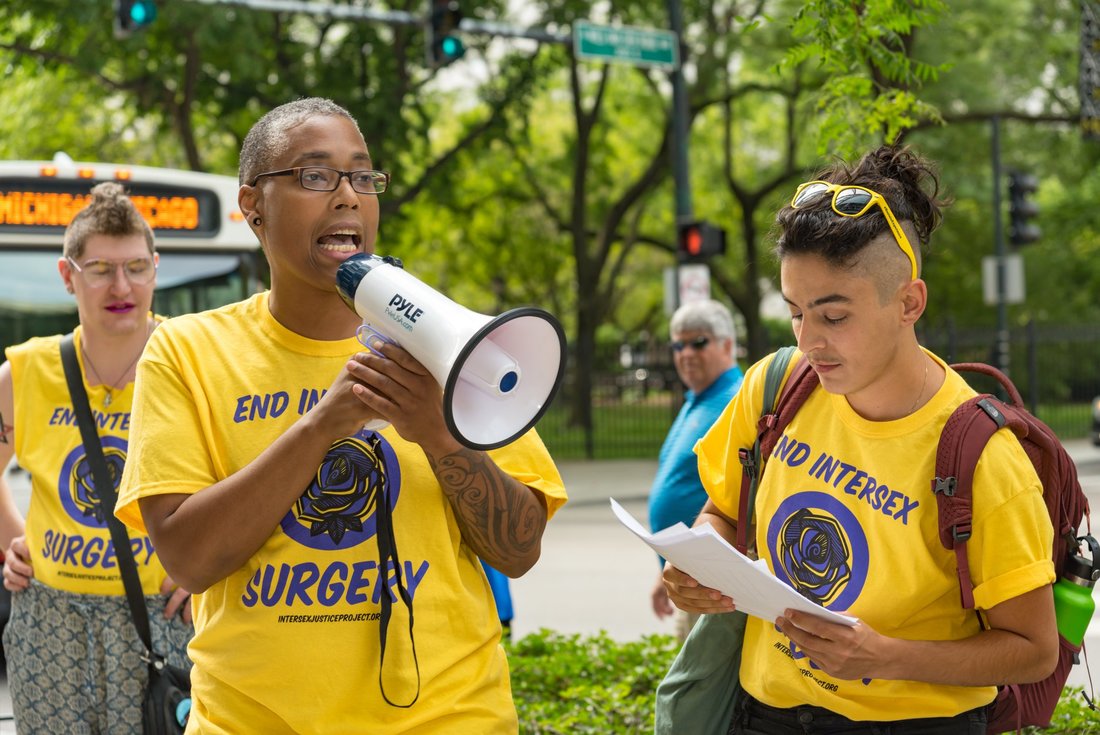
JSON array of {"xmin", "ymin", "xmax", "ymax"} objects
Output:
[
  {"xmin": 363, "ymin": 418, "xmax": 390, "ymax": 432},
  {"xmin": 353, "ymin": 324, "xmax": 395, "ymax": 432},
  {"xmin": 356, "ymin": 323, "xmax": 398, "ymax": 357}
]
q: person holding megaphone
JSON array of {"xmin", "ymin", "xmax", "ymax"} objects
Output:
[{"xmin": 116, "ymin": 97, "xmax": 567, "ymax": 734}]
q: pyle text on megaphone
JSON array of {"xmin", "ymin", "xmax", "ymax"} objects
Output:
[{"xmin": 335, "ymin": 253, "xmax": 566, "ymax": 451}]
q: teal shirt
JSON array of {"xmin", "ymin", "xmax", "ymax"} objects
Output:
[{"xmin": 648, "ymin": 366, "xmax": 743, "ymax": 562}]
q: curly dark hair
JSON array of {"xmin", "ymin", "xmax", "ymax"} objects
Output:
[{"xmin": 774, "ymin": 145, "xmax": 949, "ymax": 276}]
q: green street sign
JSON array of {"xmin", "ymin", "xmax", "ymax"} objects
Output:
[{"xmin": 573, "ymin": 20, "xmax": 679, "ymax": 70}]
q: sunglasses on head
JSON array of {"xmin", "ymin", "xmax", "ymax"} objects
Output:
[
  {"xmin": 790, "ymin": 180, "xmax": 918, "ymax": 281},
  {"xmin": 670, "ymin": 336, "xmax": 711, "ymax": 353}
]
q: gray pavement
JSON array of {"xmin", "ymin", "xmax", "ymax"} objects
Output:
[{"xmin": 1, "ymin": 441, "xmax": 1099, "ymax": 728}]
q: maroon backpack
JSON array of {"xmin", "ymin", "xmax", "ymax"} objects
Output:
[
  {"xmin": 934, "ymin": 363, "xmax": 1092, "ymax": 732},
  {"xmin": 739, "ymin": 354, "xmax": 1093, "ymax": 731}
]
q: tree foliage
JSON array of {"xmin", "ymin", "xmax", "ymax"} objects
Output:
[{"xmin": 2, "ymin": 0, "xmax": 1098, "ymax": 444}]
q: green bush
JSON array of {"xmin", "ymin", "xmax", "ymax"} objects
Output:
[
  {"xmin": 505, "ymin": 629, "xmax": 678, "ymax": 734},
  {"xmin": 505, "ymin": 630, "xmax": 1100, "ymax": 734},
  {"xmin": 1024, "ymin": 688, "xmax": 1100, "ymax": 733}
]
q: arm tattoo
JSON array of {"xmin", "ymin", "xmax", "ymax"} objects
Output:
[
  {"xmin": 425, "ymin": 447, "xmax": 545, "ymax": 565},
  {"xmin": 0, "ymin": 411, "xmax": 10, "ymax": 445}
]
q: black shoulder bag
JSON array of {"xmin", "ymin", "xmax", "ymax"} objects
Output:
[{"xmin": 60, "ymin": 334, "xmax": 192, "ymax": 735}]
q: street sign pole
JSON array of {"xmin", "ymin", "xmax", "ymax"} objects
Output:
[
  {"xmin": 667, "ymin": 0, "xmax": 692, "ymax": 311},
  {"xmin": 991, "ymin": 115, "xmax": 1010, "ymax": 378}
]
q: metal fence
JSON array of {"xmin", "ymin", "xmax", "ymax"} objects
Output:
[{"xmin": 537, "ymin": 321, "xmax": 1100, "ymax": 460}]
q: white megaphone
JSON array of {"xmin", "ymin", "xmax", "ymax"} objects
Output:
[{"xmin": 336, "ymin": 253, "xmax": 566, "ymax": 451}]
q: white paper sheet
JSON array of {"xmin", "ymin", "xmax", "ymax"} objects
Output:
[{"xmin": 611, "ymin": 498, "xmax": 857, "ymax": 626}]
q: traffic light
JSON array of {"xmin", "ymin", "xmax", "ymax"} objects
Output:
[
  {"xmin": 676, "ymin": 220, "xmax": 726, "ymax": 261},
  {"xmin": 114, "ymin": 0, "xmax": 157, "ymax": 38},
  {"xmin": 427, "ymin": 0, "xmax": 465, "ymax": 68},
  {"xmin": 1007, "ymin": 171, "xmax": 1041, "ymax": 246}
]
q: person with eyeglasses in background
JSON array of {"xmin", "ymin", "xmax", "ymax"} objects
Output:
[
  {"xmin": 662, "ymin": 145, "xmax": 1057, "ymax": 734},
  {"xmin": 0, "ymin": 181, "xmax": 193, "ymax": 733},
  {"xmin": 648, "ymin": 299, "xmax": 743, "ymax": 640},
  {"xmin": 114, "ymin": 98, "xmax": 566, "ymax": 734}
]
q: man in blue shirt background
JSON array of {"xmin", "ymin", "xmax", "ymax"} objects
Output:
[{"xmin": 648, "ymin": 299, "xmax": 744, "ymax": 639}]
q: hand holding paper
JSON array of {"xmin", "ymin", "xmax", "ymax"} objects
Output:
[{"xmin": 611, "ymin": 498, "xmax": 857, "ymax": 627}]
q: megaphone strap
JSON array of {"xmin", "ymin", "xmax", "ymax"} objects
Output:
[{"xmin": 376, "ymin": 483, "xmax": 420, "ymax": 708}]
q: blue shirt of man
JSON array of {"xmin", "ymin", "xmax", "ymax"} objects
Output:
[{"xmin": 648, "ymin": 364, "xmax": 743, "ymax": 539}]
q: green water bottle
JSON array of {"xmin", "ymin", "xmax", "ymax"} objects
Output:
[{"xmin": 1052, "ymin": 536, "xmax": 1100, "ymax": 647}]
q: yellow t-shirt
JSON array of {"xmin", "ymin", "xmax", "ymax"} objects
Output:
[
  {"xmin": 695, "ymin": 349, "xmax": 1054, "ymax": 720},
  {"xmin": 117, "ymin": 292, "xmax": 567, "ymax": 735},
  {"xmin": 6, "ymin": 327, "xmax": 168, "ymax": 595}
]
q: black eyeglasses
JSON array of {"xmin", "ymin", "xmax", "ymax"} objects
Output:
[
  {"xmin": 671, "ymin": 336, "xmax": 711, "ymax": 353},
  {"xmin": 249, "ymin": 166, "xmax": 390, "ymax": 195}
]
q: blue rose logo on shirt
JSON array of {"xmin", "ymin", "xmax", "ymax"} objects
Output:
[
  {"xmin": 58, "ymin": 435, "xmax": 128, "ymax": 528},
  {"xmin": 280, "ymin": 430, "xmax": 401, "ymax": 551},
  {"xmin": 777, "ymin": 508, "xmax": 851, "ymax": 606},
  {"xmin": 298, "ymin": 438, "xmax": 383, "ymax": 544},
  {"xmin": 767, "ymin": 491, "xmax": 868, "ymax": 611}
]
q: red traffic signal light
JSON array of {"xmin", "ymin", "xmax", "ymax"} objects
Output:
[{"xmin": 677, "ymin": 220, "xmax": 726, "ymax": 260}]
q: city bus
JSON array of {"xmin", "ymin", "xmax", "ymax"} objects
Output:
[{"xmin": 0, "ymin": 153, "xmax": 266, "ymax": 355}]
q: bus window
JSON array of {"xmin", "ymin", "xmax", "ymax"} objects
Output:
[{"xmin": 0, "ymin": 155, "xmax": 264, "ymax": 355}]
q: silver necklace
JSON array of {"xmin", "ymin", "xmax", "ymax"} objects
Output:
[
  {"xmin": 908, "ymin": 360, "xmax": 929, "ymax": 415},
  {"xmin": 80, "ymin": 325, "xmax": 150, "ymax": 407}
]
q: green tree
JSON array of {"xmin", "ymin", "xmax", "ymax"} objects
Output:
[
  {"xmin": 5, "ymin": 0, "xmax": 1096, "ymax": 441},
  {"xmin": 0, "ymin": 0, "xmax": 545, "ymax": 217},
  {"xmin": 901, "ymin": 0, "xmax": 1094, "ymax": 333}
]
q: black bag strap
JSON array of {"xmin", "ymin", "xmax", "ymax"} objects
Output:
[
  {"xmin": 375, "ymin": 484, "xmax": 420, "ymax": 707},
  {"xmin": 59, "ymin": 333, "xmax": 155, "ymax": 656}
]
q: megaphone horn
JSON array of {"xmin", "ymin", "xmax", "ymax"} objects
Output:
[{"xmin": 336, "ymin": 253, "xmax": 567, "ymax": 451}]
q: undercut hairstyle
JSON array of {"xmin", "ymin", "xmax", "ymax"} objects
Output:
[
  {"xmin": 239, "ymin": 97, "xmax": 363, "ymax": 186},
  {"xmin": 670, "ymin": 299, "xmax": 736, "ymax": 346},
  {"xmin": 773, "ymin": 145, "xmax": 949, "ymax": 283},
  {"xmin": 62, "ymin": 181, "xmax": 154, "ymax": 259}
]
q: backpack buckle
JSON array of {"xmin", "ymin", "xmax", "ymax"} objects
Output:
[
  {"xmin": 933, "ymin": 476, "xmax": 957, "ymax": 497},
  {"xmin": 738, "ymin": 448, "xmax": 757, "ymax": 479},
  {"xmin": 952, "ymin": 523, "xmax": 972, "ymax": 542}
]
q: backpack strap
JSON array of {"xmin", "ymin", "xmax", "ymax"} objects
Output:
[
  {"xmin": 735, "ymin": 348, "xmax": 819, "ymax": 555},
  {"xmin": 933, "ymin": 364, "xmax": 1032, "ymax": 610},
  {"xmin": 950, "ymin": 362, "xmax": 1024, "ymax": 405}
]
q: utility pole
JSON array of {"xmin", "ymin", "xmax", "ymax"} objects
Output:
[
  {"xmin": 666, "ymin": 0, "xmax": 692, "ymax": 226},
  {"xmin": 666, "ymin": 0, "xmax": 693, "ymax": 312},
  {"xmin": 990, "ymin": 114, "xmax": 1010, "ymax": 377}
]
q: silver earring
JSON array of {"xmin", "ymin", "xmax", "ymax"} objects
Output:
[{"xmin": 253, "ymin": 216, "xmax": 262, "ymax": 226}]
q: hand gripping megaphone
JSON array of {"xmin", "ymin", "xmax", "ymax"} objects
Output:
[{"xmin": 336, "ymin": 253, "xmax": 566, "ymax": 451}]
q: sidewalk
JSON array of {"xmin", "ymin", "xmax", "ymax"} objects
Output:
[{"xmin": 510, "ymin": 459, "xmax": 671, "ymax": 643}]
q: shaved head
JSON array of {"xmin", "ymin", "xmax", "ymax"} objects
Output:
[{"xmin": 850, "ymin": 223, "xmax": 922, "ymax": 302}]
